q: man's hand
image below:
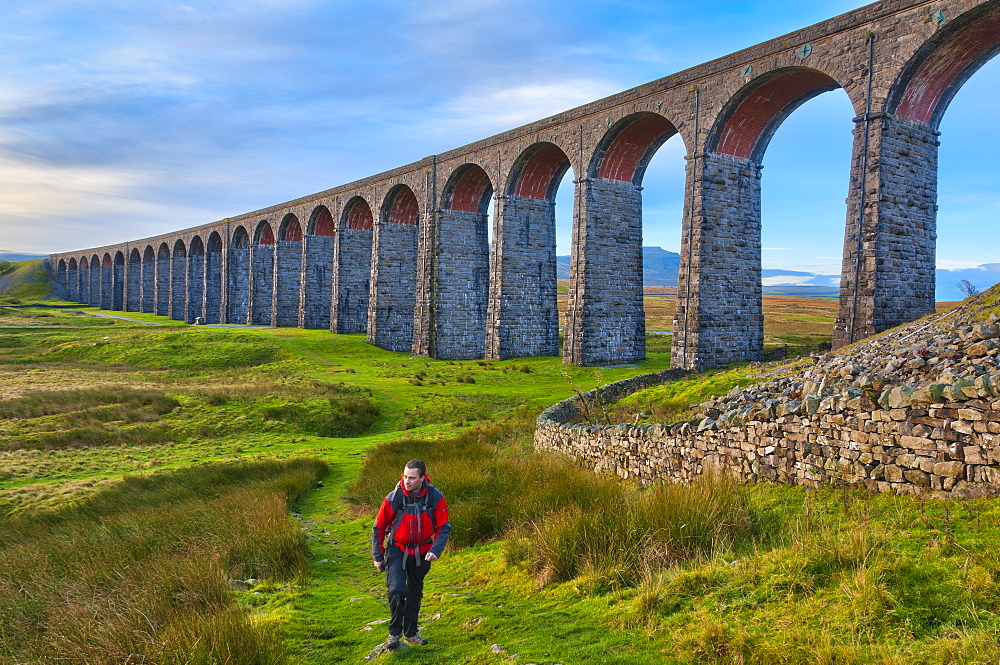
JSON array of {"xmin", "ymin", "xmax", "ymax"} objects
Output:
[
  {"xmin": 374, "ymin": 560, "xmax": 385, "ymax": 572},
  {"xmin": 424, "ymin": 552, "xmax": 438, "ymax": 562}
]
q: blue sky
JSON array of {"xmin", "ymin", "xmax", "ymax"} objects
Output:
[{"xmin": 2, "ymin": 0, "xmax": 997, "ymax": 299}]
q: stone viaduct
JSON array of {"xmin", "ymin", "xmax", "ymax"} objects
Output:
[{"xmin": 47, "ymin": 0, "xmax": 1000, "ymax": 369}]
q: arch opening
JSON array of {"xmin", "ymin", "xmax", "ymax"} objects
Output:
[
  {"xmin": 309, "ymin": 206, "xmax": 335, "ymax": 236},
  {"xmin": 228, "ymin": 227, "xmax": 251, "ymax": 324},
  {"xmin": 333, "ymin": 196, "xmax": 374, "ymax": 334},
  {"xmin": 709, "ymin": 68, "xmax": 842, "ymax": 162},
  {"xmin": 275, "ymin": 214, "xmax": 303, "ymax": 327},
  {"xmin": 423, "ymin": 164, "xmax": 495, "ymax": 358},
  {"xmin": 250, "ymin": 222, "xmax": 275, "ymax": 325},
  {"xmin": 891, "ymin": 4, "xmax": 1000, "ymax": 129},
  {"xmin": 487, "ymin": 142, "xmax": 573, "ymax": 360}
]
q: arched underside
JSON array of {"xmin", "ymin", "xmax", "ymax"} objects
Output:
[
  {"xmin": 508, "ymin": 143, "xmax": 571, "ymax": 200},
  {"xmin": 892, "ymin": 5, "xmax": 1000, "ymax": 128},
  {"xmin": 345, "ymin": 198, "xmax": 374, "ymax": 230},
  {"xmin": 445, "ymin": 164, "xmax": 493, "ymax": 213},
  {"xmin": 383, "ymin": 186, "xmax": 419, "ymax": 226},
  {"xmin": 712, "ymin": 68, "xmax": 841, "ymax": 162},
  {"xmin": 593, "ymin": 113, "xmax": 678, "ymax": 184},
  {"xmin": 279, "ymin": 214, "xmax": 302, "ymax": 241},
  {"xmin": 255, "ymin": 222, "xmax": 275, "ymax": 245},
  {"xmin": 309, "ymin": 206, "xmax": 335, "ymax": 236}
]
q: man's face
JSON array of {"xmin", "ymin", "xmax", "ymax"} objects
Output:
[{"xmin": 402, "ymin": 466, "xmax": 423, "ymax": 492}]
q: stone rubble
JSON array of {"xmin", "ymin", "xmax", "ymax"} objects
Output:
[{"xmin": 535, "ymin": 289, "xmax": 1000, "ymax": 498}]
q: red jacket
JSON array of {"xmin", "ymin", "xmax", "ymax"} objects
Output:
[{"xmin": 372, "ymin": 477, "xmax": 451, "ymax": 562}]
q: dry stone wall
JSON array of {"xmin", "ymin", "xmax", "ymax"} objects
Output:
[{"xmin": 537, "ymin": 295, "xmax": 1000, "ymax": 499}]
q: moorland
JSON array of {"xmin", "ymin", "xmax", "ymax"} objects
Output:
[{"xmin": 0, "ymin": 259, "xmax": 996, "ymax": 665}]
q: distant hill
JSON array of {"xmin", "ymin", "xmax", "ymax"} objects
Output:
[
  {"xmin": 557, "ymin": 247, "xmax": 680, "ymax": 285},
  {"xmin": 0, "ymin": 251, "xmax": 47, "ymax": 262}
]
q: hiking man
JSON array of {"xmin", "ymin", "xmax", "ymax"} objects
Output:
[{"xmin": 372, "ymin": 459, "xmax": 451, "ymax": 649}]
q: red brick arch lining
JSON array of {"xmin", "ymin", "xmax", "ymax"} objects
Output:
[
  {"xmin": 309, "ymin": 206, "xmax": 335, "ymax": 236},
  {"xmin": 102, "ymin": 253, "xmax": 112, "ymax": 268},
  {"xmin": 711, "ymin": 68, "xmax": 841, "ymax": 162},
  {"xmin": 592, "ymin": 113, "xmax": 678, "ymax": 184},
  {"xmin": 892, "ymin": 6, "xmax": 1000, "ymax": 128},
  {"xmin": 444, "ymin": 164, "xmax": 493, "ymax": 213},
  {"xmin": 279, "ymin": 214, "xmax": 303, "ymax": 241},
  {"xmin": 508, "ymin": 143, "xmax": 571, "ymax": 200},
  {"xmin": 383, "ymin": 185, "xmax": 418, "ymax": 226},
  {"xmin": 344, "ymin": 197, "xmax": 374, "ymax": 230},
  {"xmin": 255, "ymin": 221, "xmax": 275, "ymax": 245},
  {"xmin": 91, "ymin": 254, "xmax": 101, "ymax": 267}
]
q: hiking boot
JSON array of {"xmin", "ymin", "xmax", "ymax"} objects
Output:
[
  {"xmin": 404, "ymin": 633, "xmax": 428, "ymax": 646},
  {"xmin": 385, "ymin": 634, "xmax": 401, "ymax": 649}
]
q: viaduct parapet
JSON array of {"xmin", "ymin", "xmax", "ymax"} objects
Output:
[{"xmin": 47, "ymin": 0, "xmax": 1000, "ymax": 369}]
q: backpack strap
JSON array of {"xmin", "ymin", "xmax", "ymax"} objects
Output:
[{"xmin": 387, "ymin": 483, "xmax": 441, "ymax": 545}]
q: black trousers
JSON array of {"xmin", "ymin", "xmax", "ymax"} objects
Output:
[{"xmin": 385, "ymin": 545, "xmax": 431, "ymax": 637}]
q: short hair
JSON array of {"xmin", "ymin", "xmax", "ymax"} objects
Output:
[{"xmin": 405, "ymin": 459, "xmax": 426, "ymax": 477}]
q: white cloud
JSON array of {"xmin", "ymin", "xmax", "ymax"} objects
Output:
[{"xmin": 424, "ymin": 79, "xmax": 621, "ymax": 137}]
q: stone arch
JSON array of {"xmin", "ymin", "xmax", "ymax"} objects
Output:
[
  {"xmin": 588, "ymin": 112, "xmax": 680, "ymax": 184},
  {"xmin": 251, "ymin": 221, "xmax": 275, "ymax": 324},
  {"xmin": 100, "ymin": 253, "xmax": 114, "ymax": 310},
  {"xmin": 889, "ymin": 3, "xmax": 1000, "ymax": 129},
  {"xmin": 171, "ymin": 240, "xmax": 187, "ymax": 320},
  {"xmin": 127, "ymin": 248, "xmax": 141, "ymax": 311},
  {"xmin": 274, "ymin": 214, "xmax": 303, "ymax": 326},
  {"xmin": 381, "ymin": 185, "xmax": 419, "ymax": 226},
  {"xmin": 302, "ymin": 206, "xmax": 335, "ymax": 329},
  {"xmin": 205, "ymin": 232, "xmax": 223, "ymax": 323},
  {"xmin": 89, "ymin": 254, "xmax": 101, "ymax": 307},
  {"xmin": 442, "ymin": 164, "xmax": 493, "ymax": 214},
  {"xmin": 487, "ymin": 143, "xmax": 573, "ymax": 360},
  {"xmin": 228, "ymin": 227, "xmax": 251, "ymax": 324},
  {"xmin": 370, "ymin": 185, "xmax": 420, "ymax": 350},
  {"xmin": 308, "ymin": 205, "xmax": 335, "ymax": 236},
  {"xmin": 56, "ymin": 259, "xmax": 68, "ymax": 300},
  {"xmin": 333, "ymin": 196, "xmax": 374, "ymax": 333},
  {"xmin": 141, "ymin": 246, "xmax": 156, "ymax": 313},
  {"xmin": 67, "ymin": 257, "xmax": 79, "ymax": 302},
  {"xmin": 505, "ymin": 142, "xmax": 571, "ymax": 200},
  {"xmin": 112, "ymin": 251, "xmax": 125, "ymax": 310},
  {"xmin": 186, "ymin": 236, "xmax": 205, "ymax": 323},
  {"xmin": 707, "ymin": 67, "xmax": 842, "ymax": 163},
  {"xmin": 419, "ymin": 164, "xmax": 494, "ymax": 358},
  {"xmin": 344, "ymin": 196, "xmax": 374, "ymax": 231},
  {"xmin": 155, "ymin": 243, "xmax": 170, "ymax": 316},
  {"xmin": 78, "ymin": 256, "xmax": 90, "ymax": 304},
  {"xmin": 562, "ymin": 112, "xmax": 682, "ymax": 365}
]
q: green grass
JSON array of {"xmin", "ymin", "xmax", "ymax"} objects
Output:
[
  {"xmin": 0, "ymin": 260, "xmax": 51, "ymax": 304},
  {"xmin": 0, "ymin": 458, "xmax": 327, "ymax": 664},
  {"xmin": 612, "ymin": 363, "xmax": 772, "ymax": 424},
  {"xmin": 2, "ymin": 302, "xmax": 998, "ymax": 664}
]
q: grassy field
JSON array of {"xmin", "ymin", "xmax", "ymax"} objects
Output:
[{"xmin": 2, "ymin": 288, "xmax": 997, "ymax": 664}]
